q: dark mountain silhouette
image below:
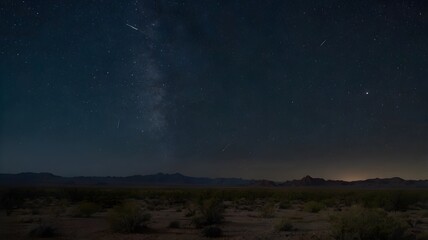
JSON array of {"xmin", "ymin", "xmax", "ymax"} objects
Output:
[
  {"xmin": 0, "ymin": 172, "xmax": 253, "ymax": 187},
  {"xmin": 280, "ymin": 175, "xmax": 428, "ymax": 188},
  {"xmin": 0, "ymin": 172, "xmax": 427, "ymax": 188}
]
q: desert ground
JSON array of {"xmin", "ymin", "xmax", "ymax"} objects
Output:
[{"xmin": 1, "ymin": 188, "xmax": 428, "ymax": 239}]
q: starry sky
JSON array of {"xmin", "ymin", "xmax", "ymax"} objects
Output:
[{"xmin": 1, "ymin": 0, "xmax": 428, "ymax": 181}]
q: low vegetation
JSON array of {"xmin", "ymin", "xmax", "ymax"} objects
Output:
[
  {"xmin": 2, "ymin": 187, "xmax": 428, "ymax": 211},
  {"xmin": 72, "ymin": 201, "xmax": 101, "ymax": 217},
  {"xmin": 192, "ymin": 198, "xmax": 224, "ymax": 228},
  {"xmin": 168, "ymin": 220, "xmax": 180, "ymax": 228},
  {"xmin": 275, "ymin": 217, "xmax": 294, "ymax": 232},
  {"xmin": 259, "ymin": 201, "xmax": 276, "ymax": 218},
  {"xmin": 330, "ymin": 206, "xmax": 412, "ymax": 240},
  {"xmin": 304, "ymin": 201, "xmax": 325, "ymax": 213},
  {"xmin": 1, "ymin": 187, "xmax": 427, "ymax": 239},
  {"xmin": 108, "ymin": 201, "xmax": 151, "ymax": 233},
  {"xmin": 202, "ymin": 225, "xmax": 223, "ymax": 238},
  {"xmin": 278, "ymin": 200, "xmax": 292, "ymax": 209},
  {"xmin": 28, "ymin": 222, "xmax": 58, "ymax": 238}
]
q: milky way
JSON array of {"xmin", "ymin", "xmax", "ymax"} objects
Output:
[{"xmin": 1, "ymin": 0, "xmax": 427, "ymax": 180}]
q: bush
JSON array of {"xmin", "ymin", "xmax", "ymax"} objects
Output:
[
  {"xmin": 51, "ymin": 199, "xmax": 69, "ymax": 217},
  {"xmin": 322, "ymin": 198, "xmax": 338, "ymax": 208},
  {"xmin": 191, "ymin": 216, "xmax": 207, "ymax": 229},
  {"xmin": 417, "ymin": 232, "xmax": 428, "ymax": 240},
  {"xmin": 330, "ymin": 206, "xmax": 414, "ymax": 240},
  {"xmin": 185, "ymin": 206, "xmax": 196, "ymax": 217},
  {"xmin": 19, "ymin": 216, "xmax": 41, "ymax": 223},
  {"xmin": 259, "ymin": 202, "xmax": 276, "ymax": 218},
  {"xmin": 1, "ymin": 189, "xmax": 27, "ymax": 215},
  {"xmin": 192, "ymin": 198, "xmax": 224, "ymax": 228},
  {"xmin": 361, "ymin": 191, "xmax": 418, "ymax": 212},
  {"xmin": 278, "ymin": 200, "xmax": 292, "ymax": 209},
  {"xmin": 29, "ymin": 222, "xmax": 58, "ymax": 237},
  {"xmin": 275, "ymin": 217, "xmax": 294, "ymax": 232},
  {"xmin": 304, "ymin": 201, "xmax": 325, "ymax": 213},
  {"xmin": 72, "ymin": 201, "xmax": 101, "ymax": 217},
  {"xmin": 108, "ymin": 201, "xmax": 151, "ymax": 233},
  {"xmin": 168, "ymin": 220, "xmax": 180, "ymax": 228},
  {"xmin": 202, "ymin": 225, "xmax": 222, "ymax": 238}
]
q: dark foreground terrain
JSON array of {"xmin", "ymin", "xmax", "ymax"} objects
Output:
[{"xmin": 1, "ymin": 187, "xmax": 428, "ymax": 239}]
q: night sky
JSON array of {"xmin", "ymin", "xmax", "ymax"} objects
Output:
[{"xmin": 1, "ymin": 0, "xmax": 428, "ymax": 181}]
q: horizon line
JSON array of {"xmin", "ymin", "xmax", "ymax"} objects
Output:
[{"xmin": 2, "ymin": 171, "xmax": 427, "ymax": 182}]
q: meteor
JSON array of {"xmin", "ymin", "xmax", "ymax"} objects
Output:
[{"xmin": 126, "ymin": 23, "xmax": 139, "ymax": 31}]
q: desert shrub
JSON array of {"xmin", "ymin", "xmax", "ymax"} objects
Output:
[
  {"xmin": 60, "ymin": 188, "xmax": 130, "ymax": 208},
  {"xmin": 50, "ymin": 199, "xmax": 68, "ymax": 217},
  {"xmin": 202, "ymin": 225, "xmax": 222, "ymax": 238},
  {"xmin": 72, "ymin": 201, "xmax": 101, "ymax": 217},
  {"xmin": 417, "ymin": 232, "xmax": 428, "ymax": 240},
  {"xmin": 192, "ymin": 198, "xmax": 224, "ymax": 228},
  {"xmin": 28, "ymin": 222, "xmax": 58, "ymax": 238},
  {"xmin": 146, "ymin": 198, "xmax": 167, "ymax": 211},
  {"xmin": 168, "ymin": 220, "xmax": 180, "ymax": 228},
  {"xmin": 275, "ymin": 217, "xmax": 294, "ymax": 232},
  {"xmin": 330, "ymin": 206, "xmax": 413, "ymax": 240},
  {"xmin": 185, "ymin": 209, "xmax": 196, "ymax": 217},
  {"xmin": 259, "ymin": 202, "xmax": 276, "ymax": 218},
  {"xmin": 361, "ymin": 191, "xmax": 419, "ymax": 212},
  {"xmin": 406, "ymin": 218, "xmax": 423, "ymax": 228},
  {"xmin": 191, "ymin": 216, "xmax": 207, "ymax": 228},
  {"xmin": 279, "ymin": 200, "xmax": 292, "ymax": 209},
  {"xmin": 19, "ymin": 216, "xmax": 42, "ymax": 223},
  {"xmin": 304, "ymin": 201, "xmax": 325, "ymax": 213},
  {"xmin": 185, "ymin": 203, "xmax": 197, "ymax": 217},
  {"xmin": 108, "ymin": 201, "xmax": 151, "ymax": 233},
  {"xmin": 322, "ymin": 198, "xmax": 338, "ymax": 208},
  {"xmin": 385, "ymin": 191, "xmax": 417, "ymax": 211},
  {"xmin": 0, "ymin": 189, "xmax": 35, "ymax": 215},
  {"xmin": 31, "ymin": 207, "xmax": 41, "ymax": 215}
]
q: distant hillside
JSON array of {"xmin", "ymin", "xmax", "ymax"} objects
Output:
[
  {"xmin": 0, "ymin": 172, "xmax": 427, "ymax": 188},
  {"xmin": 280, "ymin": 175, "xmax": 428, "ymax": 188},
  {"xmin": 0, "ymin": 172, "xmax": 253, "ymax": 187}
]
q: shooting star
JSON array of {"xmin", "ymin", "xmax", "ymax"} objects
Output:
[
  {"xmin": 126, "ymin": 23, "xmax": 139, "ymax": 31},
  {"xmin": 320, "ymin": 39, "xmax": 327, "ymax": 47}
]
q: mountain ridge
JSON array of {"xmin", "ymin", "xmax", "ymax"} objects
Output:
[{"xmin": 1, "ymin": 172, "xmax": 427, "ymax": 188}]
